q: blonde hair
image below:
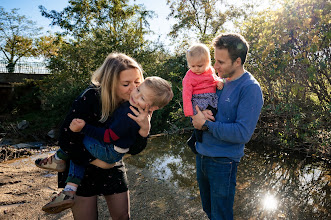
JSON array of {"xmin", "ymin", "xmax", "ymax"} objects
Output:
[
  {"xmin": 186, "ymin": 43, "xmax": 211, "ymax": 66},
  {"xmin": 143, "ymin": 76, "xmax": 173, "ymax": 109},
  {"xmin": 91, "ymin": 53, "xmax": 144, "ymax": 122}
]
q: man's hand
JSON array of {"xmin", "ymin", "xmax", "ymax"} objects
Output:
[
  {"xmin": 202, "ymin": 109, "xmax": 215, "ymax": 122},
  {"xmin": 191, "ymin": 105, "xmax": 207, "ymax": 130},
  {"xmin": 69, "ymin": 118, "xmax": 86, "ymax": 132}
]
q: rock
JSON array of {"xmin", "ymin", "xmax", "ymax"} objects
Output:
[
  {"xmin": 12, "ymin": 143, "xmax": 32, "ymax": 149},
  {"xmin": 17, "ymin": 120, "xmax": 29, "ymax": 130},
  {"xmin": 26, "ymin": 142, "xmax": 44, "ymax": 149},
  {"xmin": 47, "ymin": 130, "xmax": 56, "ymax": 139}
]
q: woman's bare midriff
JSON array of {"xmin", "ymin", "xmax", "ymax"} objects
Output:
[{"xmin": 90, "ymin": 159, "xmax": 115, "ymax": 169}]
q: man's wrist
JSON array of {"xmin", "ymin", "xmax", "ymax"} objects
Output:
[{"xmin": 201, "ymin": 120, "xmax": 209, "ymax": 131}]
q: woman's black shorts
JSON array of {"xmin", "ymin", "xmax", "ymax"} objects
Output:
[{"xmin": 75, "ymin": 162, "xmax": 128, "ymax": 197}]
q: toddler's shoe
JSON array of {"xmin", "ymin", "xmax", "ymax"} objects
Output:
[
  {"xmin": 187, "ymin": 135, "xmax": 198, "ymax": 154},
  {"xmin": 35, "ymin": 154, "xmax": 66, "ymax": 172},
  {"xmin": 42, "ymin": 190, "xmax": 74, "ymax": 214}
]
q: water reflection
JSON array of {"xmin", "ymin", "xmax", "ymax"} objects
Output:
[
  {"xmin": 262, "ymin": 193, "xmax": 278, "ymax": 211},
  {"xmin": 125, "ymin": 133, "xmax": 331, "ymax": 219}
]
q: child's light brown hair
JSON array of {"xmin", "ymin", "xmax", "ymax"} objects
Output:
[{"xmin": 143, "ymin": 76, "xmax": 173, "ymax": 109}]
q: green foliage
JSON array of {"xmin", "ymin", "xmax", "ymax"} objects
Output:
[
  {"xmin": 242, "ymin": 0, "xmax": 330, "ymax": 153},
  {"xmin": 39, "ymin": 0, "xmax": 157, "ymax": 73},
  {"xmin": 145, "ymin": 53, "xmax": 191, "ymax": 133},
  {"xmin": 39, "ymin": 73, "xmax": 89, "ymax": 115},
  {"xmin": 10, "ymin": 80, "xmax": 41, "ymax": 114}
]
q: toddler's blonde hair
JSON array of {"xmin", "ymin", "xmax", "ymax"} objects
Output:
[{"xmin": 186, "ymin": 43, "xmax": 211, "ymax": 66}]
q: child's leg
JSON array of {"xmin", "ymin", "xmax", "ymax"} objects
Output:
[
  {"xmin": 66, "ymin": 160, "xmax": 85, "ymax": 190},
  {"xmin": 56, "ymin": 148, "xmax": 70, "ymax": 160},
  {"xmin": 41, "ymin": 160, "xmax": 83, "ymax": 214},
  {"xmin": 194, "ymin": 105, "xmax": 217, "ymax": 144},
  {"xmin": 195, "ymin": 129, "xmax": 203, "ymax": 143},
  {"xmin": 83, "ymin": 136, "xmax": 125, "ymax": 165},
  {"xmin": 187, "ymin": 130, "xmax": 198, "ymax": 154},
  {"xmin": 206, "ymin": 105, "xmax": 217, "ymax": 116},
  {"xmin": 35, "ymin": 149, "xmax": 68, "ymax": 172}
]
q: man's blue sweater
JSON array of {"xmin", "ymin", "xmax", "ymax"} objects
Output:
[{"xmin": 196, "ymin": 71, "xmax": 263, "ymax": 162}]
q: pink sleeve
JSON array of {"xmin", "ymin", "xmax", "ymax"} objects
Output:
[{"xmin": 182, "ymin": 74, "xmax": 194, "ymax": 117}]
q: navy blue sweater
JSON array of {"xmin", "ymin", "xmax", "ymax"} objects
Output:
[{"xmin": 81, "ymin": 101, "xmax": 140, "ymax": 149}]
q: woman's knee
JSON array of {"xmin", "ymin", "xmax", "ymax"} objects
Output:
[
  {"xmin": 104, "ymin": 192, "xmax": 130, "ymax": 220},
  {"xmin": 71, "ymin": 195, "xmax": 98, "ymax": 220}
]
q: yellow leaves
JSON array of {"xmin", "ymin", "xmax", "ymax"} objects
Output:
[
  {"xmin": 312, "ymin": 35, "xmax": 319, "ymax": 44},
  {"xmin": 304, "ymin": 18, "xmax": 312, "ymax": 28},
  {"xmin": 268, "ymin": 42, "xmax": 275, "ymax": 51}
]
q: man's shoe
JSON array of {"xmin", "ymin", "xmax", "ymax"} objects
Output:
[{"xmin": 42, "ymin": 190, "xmax": 74, "ymax": 214}]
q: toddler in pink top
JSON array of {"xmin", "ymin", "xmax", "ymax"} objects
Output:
[{"xmin": 182, "ymin": 43, "xmax": 224, "ymax": 152}]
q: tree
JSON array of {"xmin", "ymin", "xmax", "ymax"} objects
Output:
[
  {"xmin": 166, "ymin": 0, "xmax": 254, "ymax": 44},
  {"xmin": 38, "ymin": 0, "xmax": 156, "ymax": 75},
  {"xmin": 243, "ymin": 0, "xmax": 330, "ymax": 108},
  {"xmin": 39, "ymin": 0, "xmax": 154, "ymax": 40},
  {"xmin": 0, "ymin": 7, "xmax": 42, "ymax": 72},
  {"xmin": 242, "ymin": 0, "xmax": 330, "ymax": 150},
  {"xmin": 35, "ymin": 34, "xmax": 63, "ymax": 59}
]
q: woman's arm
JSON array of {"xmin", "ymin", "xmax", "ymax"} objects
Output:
[{"xmin": 58, "ymin": 86, "xmax": 100, "ymax": 166}]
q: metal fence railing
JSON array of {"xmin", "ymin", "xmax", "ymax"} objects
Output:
[{"xmin": 0, "ymin": 60, "xmax": 50, "ymax": 74}]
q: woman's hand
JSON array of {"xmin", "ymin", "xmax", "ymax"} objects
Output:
[{"xmin": 127, "ymin": 104, "xmax": 152, "ymax": 137}]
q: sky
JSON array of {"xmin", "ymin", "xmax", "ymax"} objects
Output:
[{"xmin": 1, "ymin": 0, "xmax": 174, "ymax": 43}]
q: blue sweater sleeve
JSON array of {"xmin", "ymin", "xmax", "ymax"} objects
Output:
[{"xmin": 208, "ymin": 83, "xmax": 263, "ymax": 144}]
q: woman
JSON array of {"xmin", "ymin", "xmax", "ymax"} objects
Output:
[{"xmin": 36, "ymin": 53, "xmax": 150, "ymax": 219}]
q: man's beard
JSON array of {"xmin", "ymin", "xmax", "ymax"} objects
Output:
[{"xmin": 220, "ymin": 69, "xmax": 235, "ymax": 79}]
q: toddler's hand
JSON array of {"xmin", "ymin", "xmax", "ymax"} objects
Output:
[
  {"xmin": 217, "ymin": 81, "xmax": 224, "ymax": 90},
  {"xmin": 69, "ymin": 118, "xmax": 86, "ymax": 132}
]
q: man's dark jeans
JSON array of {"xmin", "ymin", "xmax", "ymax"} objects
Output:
[{"xmin": 196, "ymin": 155, "xmax": 238, "ymax": 220}]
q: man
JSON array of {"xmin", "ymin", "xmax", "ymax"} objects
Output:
[{"xmin": 191, "ymin": 33, "xmax": 263, "ymax": 219}]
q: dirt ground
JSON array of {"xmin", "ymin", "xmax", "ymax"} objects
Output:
[{"xmin": 0, "ymin": 151, "xmax": 207, "ymax": 220}]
